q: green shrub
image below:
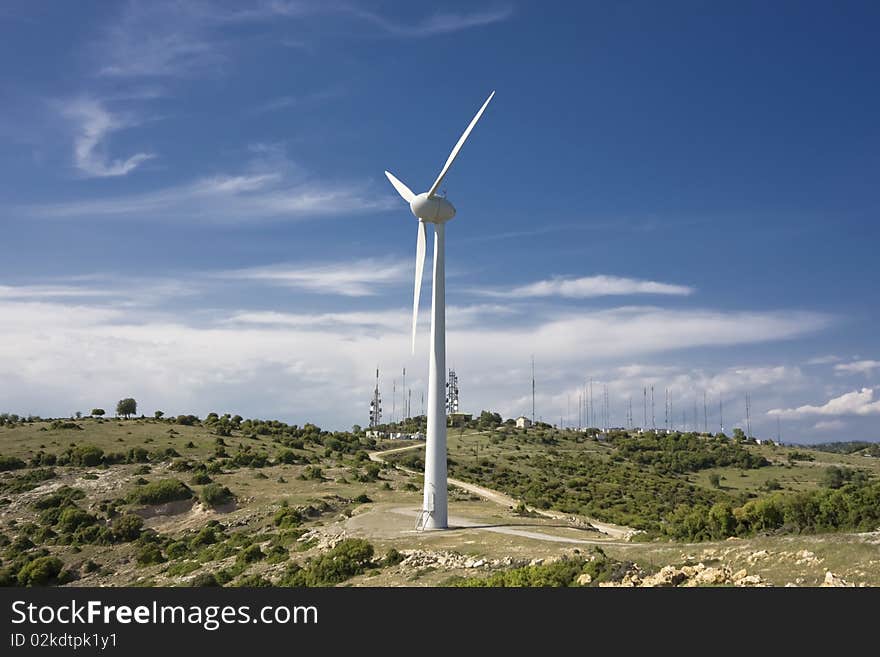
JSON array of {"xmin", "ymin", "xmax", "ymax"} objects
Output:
[
  {"xmin": 189, "ymin": 527, "xmax": 219, "ymax": 549},
  {"xmin": 232, "ymin": 574, "xmax": 272, "ymax": 587},
  {"xmin": 200, "ymin": 484, "xmax": 234, "ymax": 508},
  {"xmin": 127, "ymin": 447, "xmax": 149, "ymax": 463},
  {"xmin": 0, "ymin": 455, "xmax": 26, "ymax": 471},
  {"xmin": 190, "ymin": 572, "xmax": 220, "ymax": 586},
  {"xmin": 166, "ymin": 541, "xmax": 190, "ymax": 559},
  {"xmin": 236, "ymin": 544, "xmax": 265, "ymax": 564},
  {"xmin": 57, "ymin": 507, "xmax": 97, "ymax": 533},
  {"xmin": 455, "ymin": 556, "xmax": 592, "ymax": 587},
  {"xmin": 111, "ymin": 514, "xmax": 144, "ymax": 542},
  {"xmin": 274, "ymin": 506, "xmax": 303, "ymax": 529},
  {"xmin": 127, "ymin": 480, "xmax": 192, "ymax": 505},
  {"xmin": 18, "ymin": 556, "xmax": 64, "ymax": 586},
  {"xmin": 293, "ymin": 539, "xmax": 374, "ymax": 587},
  {"xmin": 165, "ymin": 560, "xmax": 200, "ymax": 577},
  {"xmin": 383, "ymin": 548, "xmax": 404, "ymax": 567},
  {"xmin": 32, "ymin": 487, "xmax": 85, "ymax": 510},
  {"xmin": 70, "ymin": 445, "xmax": 104, "ymax": 467},
  {"xmin": 71, "ymin": 524, "xmax": 113, "ymax": 545},
  {"xmin": 301, "ymin": 466, "xmax": 324, "ymax": 481},
  {"xmin": 277, "ymin": 450, "xmax": 298, "ymax": 464},
  {"xmin": 135, "ymin": 544, "xmax": 165, "ymax": 566},
  {"xmin": 265, "ymin": 545, "xmax": 289, "ymax": 564},
  {"xmin": 190, "ymin": 473, "xmax": 212, "ymax": 485}
]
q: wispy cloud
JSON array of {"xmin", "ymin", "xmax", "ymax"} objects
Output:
[
  {"xmin": 251, "ymin": 86, "xmax": 346, "ymax": 114},
  {"xmin": 477, "ymin": 275, "xmax": 694, "ymax": 299},
  {"xmin": 22, "ymin": 160, "xmax": 393, "ymax": 224},
  {"xmin": 345, "ymin": 5, "xmax": 514, "ymax": 37},
  {"xmin": 92, "ymin": 2, "xmax": 512, "ymax": 81},
  {"xmin": 60, "ymin": 98, "xmax": 154, "ymax": 177},
  {"xmin": 220, "ymin": 259, "xmax": 409, "ymax": 296},
  {"xmin": 768, "ymin": 388, "xmax": 880, "ymax": 418},
  {"xmin": 460, "ymin": 219, "xmax": 658, "ymax": 245},
  {"xmin": 814, "ymin": 419, "xmax": 846, "ymax": 431},
  {"xmin": 95, "ymin": 2, "xmax": 225, "ymax": 78},
  {"xmin": 834, "ymin": 359, "xmax": 880, "ymax": 375},
  {"xmin": 0, "ymin": 285, "xmax": 114, "ymax": 300},
  {"xmin": 805, "ymin": 354, "xmax": 842, "ymax": 365},
  {"xmin": 225, "ymin": 303, "xmax": 514, "ymax": 330}
]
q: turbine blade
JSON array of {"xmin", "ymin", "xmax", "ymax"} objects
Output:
[
  {"xmin": 385, "ymin": 170, "xmax": 416, "ymax": 203},
  {"xmin": 411, "ymin": 220, "xmax": 427, "ymax": 354},
  {"xmin": 427, "ymin": 90, "xmax": 495, "ymax": 197}
]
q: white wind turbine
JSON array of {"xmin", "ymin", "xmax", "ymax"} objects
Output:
[{"xmin": 384, "ymin": 90, "xmax": 495, "ymax": 530}]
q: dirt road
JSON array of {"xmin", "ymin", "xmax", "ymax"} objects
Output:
[{"xmin": 370, "ymin": 441, "xmax": 633, "ymax": 540}]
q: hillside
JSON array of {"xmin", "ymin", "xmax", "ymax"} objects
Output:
[{"xmin": 1, "ymin": 415, "xmax": 879, "ymax": 587}]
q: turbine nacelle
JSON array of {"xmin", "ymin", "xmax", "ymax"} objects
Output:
[{"xmin": 410, "ymin": 192, "xmax": 456, "ymax": 224}]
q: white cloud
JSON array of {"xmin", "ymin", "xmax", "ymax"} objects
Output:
[
  {"xmin": 252, "ymin": 87, "xmax": 346, "ymax": 114},
  {"xmin": 225, "ymin": 309, "xmax": 407, "ymax": 330},
  {"xmin": 23, "ymin": 166, "xmax": 393, "ymax": 223},
  {"xmin": 95, "ymin": 2, "xmax": 225, "ymax": 78},
  {"xmin": 834, "ymin": 360, "xmax": 880, "ymax": 375},
  {"xmin": 347, "ymin": 5, "xmax": 514, "ymax": 37},
  {"xmin": 224, "ymin": 304, "xmax": 515, "ymax": 330},
  {"xmin": 220, "ymin": 260, "xmax": 410, "ymax": 296},
  {"xmin": 479, "ymin": 275, "xmax": 694, "ymax": 299},
  {"xmin": 93, "ymin": 2, "xmax": 512, "ymax": 80},
  {"xmin": 814, "ymin": 420, "xmax": 846, "ymax": 432},
  {"xmin": 768, "ymin": 388, "xmax": 880, "ymax": 418},
  {"xmin": 60, "ymin": 98, "xmax": 154, "ymax": 177},
  {"xmin": 0, "ymin": 296, "xmax": 832, "ymax": 430},
  {"xmin": 0, "ymin": 285, "xmax": 114, "ymax": 300},
  {"xmin": 806, "ymin": 354, "xmax": 842, "ymax": 365}
]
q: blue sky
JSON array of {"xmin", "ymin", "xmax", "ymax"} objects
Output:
[{"xmin": 1, "ymin": 1, "xmax": 878, "ymax": 442}]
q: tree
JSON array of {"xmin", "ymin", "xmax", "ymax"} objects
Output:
[
  {"xmin": 708, "ymin": 473, "xmax": 722, "ymax": 488},
  {"xmin": 116, "ymin": 398, "xmax": 137, "ymax": 419},
  {"xmin": 90, "ymin": 409, "xmax": 105, "ymax": 417},
  {"xmin": 154, "ymin": 410, "xmax": 164, "ymax": 419},
  {"xmin": 732, "ymin": 428, "xmax": 746, "ymax": 441},
  {"xmin": 74, "ymin": 411, "xmax": 82, "ymax": 419}
]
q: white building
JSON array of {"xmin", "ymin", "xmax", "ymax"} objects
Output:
[{"xmin": 515, "ymin": 416, "xmax": 532, "ymax": 429}]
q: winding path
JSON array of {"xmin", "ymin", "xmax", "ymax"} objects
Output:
[{"xmin": 369, "ymin": 441, "xmax": 634, "ymax": 540}]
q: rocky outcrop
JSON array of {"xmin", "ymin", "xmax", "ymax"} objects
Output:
[
  {"xmin": 594, "ymin": 562, "xmax": 767, "ymax": 587},
  {"xmin": 820, "ymin": 571, "xmax": 854, "ymax": 587},
  {"xmin": 398, "ymin": 550, "xmax": 525, "ymax": 571}
]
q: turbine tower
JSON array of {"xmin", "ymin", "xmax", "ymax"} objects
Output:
[{"xmin": 384, "ymin": 90, "xmax": 495, "ymax": 530}]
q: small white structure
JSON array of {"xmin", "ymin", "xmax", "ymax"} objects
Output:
[
  {"xmin": 386, "ymin": 431, "xmax": 424, "ymax": 441},
  {"xmin": 515, "ymin": 416, "xmax": 531, "ymax": 429}
]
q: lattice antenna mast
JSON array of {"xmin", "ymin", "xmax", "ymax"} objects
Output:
[
  {"xmin": 369, "ymin": 368, "xmax": 383, "ymax": 428},
  {"xmin": 665, "ymin": 388, "xmax": 669, "ymax": 433},
  {"xmin": 446, "ymin": 368, "xmax": 460, "ymax": 415},
  {"xmin": 531, "ymin": 355, "xmax": 536, "ymax": 425},
  {"xmin": 746, "ymin": 392, "xmax": 752, "ymax": 439},
  {"xmin": 589, "ymin": 378, "xmax": 594, "ymax": 429},
  {"xmin": 703, "ymin": 390, "xmax": 708, "ymax": 433}
]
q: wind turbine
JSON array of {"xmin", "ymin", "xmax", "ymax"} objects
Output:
[{"xmin": 384, "ymin": 90, "xmax": 495, "ymax": 530}]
